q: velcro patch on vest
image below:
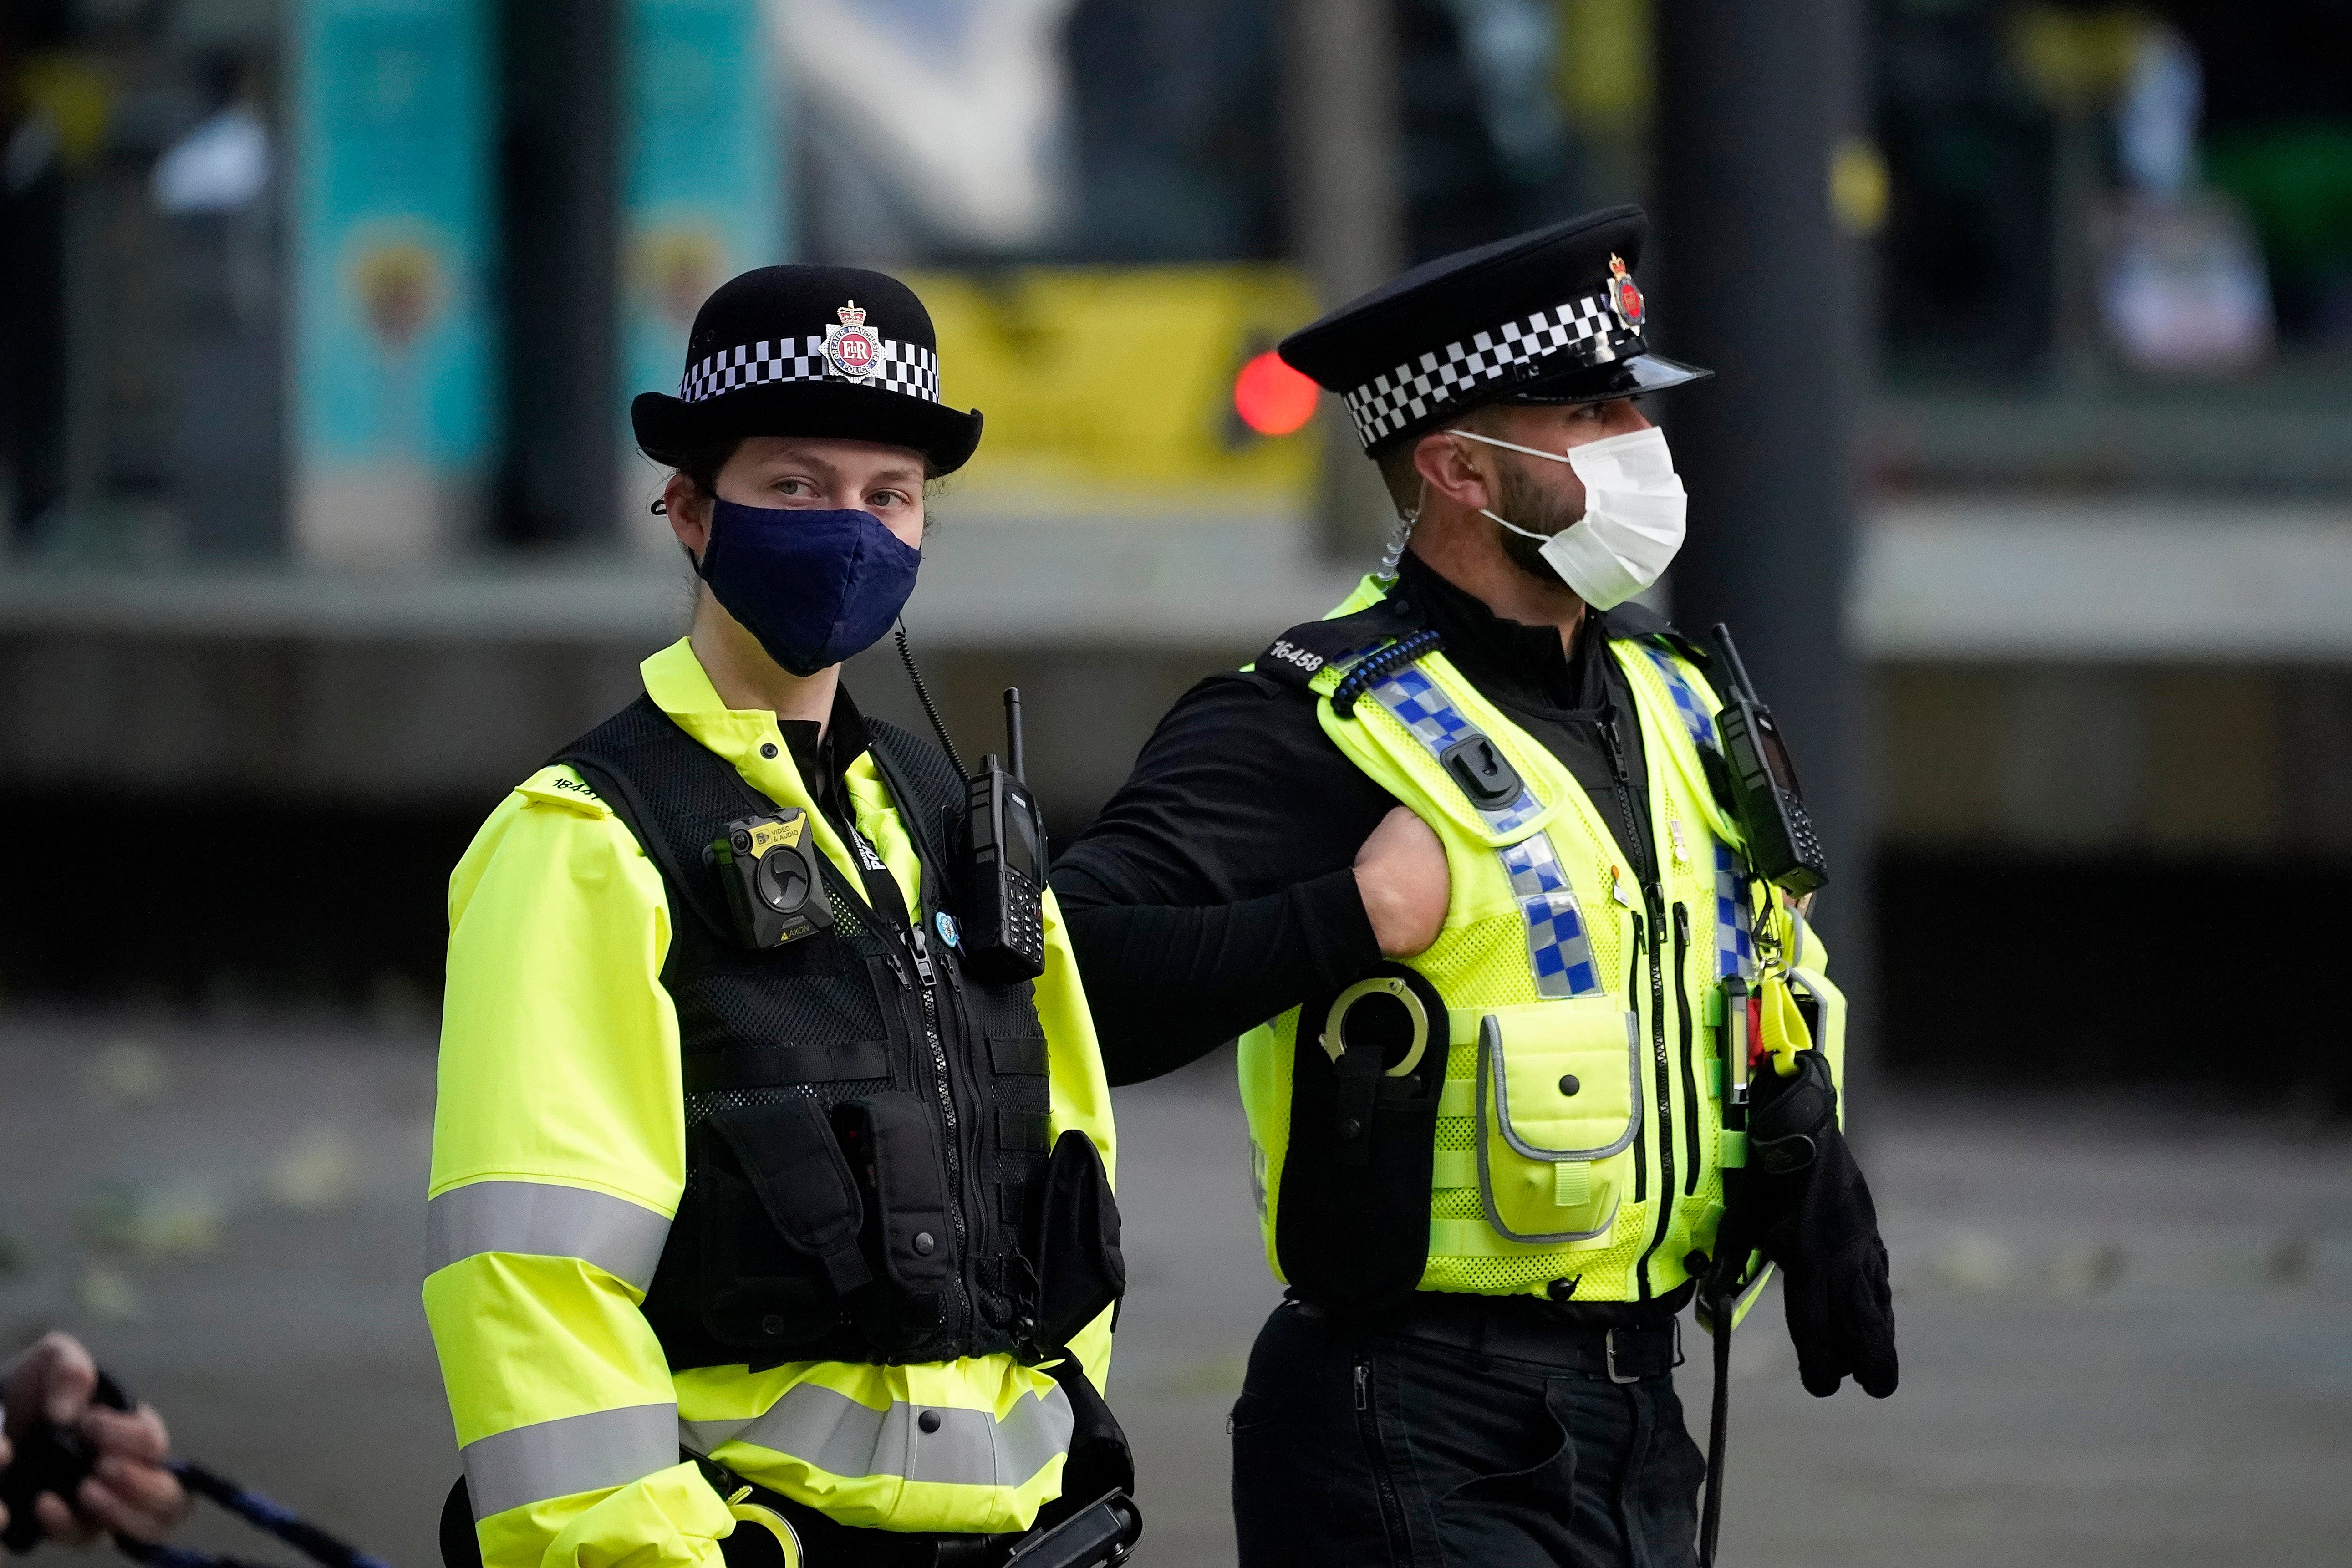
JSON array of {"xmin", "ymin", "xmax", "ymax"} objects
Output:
[
  {"xmin": 997, "ymin": 1109, "xmax": 1054, "ymax": 1152},
  {"xmin": 986, "ymin": 1032, "xmax": 1050, "ymax": 1077},
  {"xmin": 516, "ymin": 769, "xmax": 613, "ymax": 818}
]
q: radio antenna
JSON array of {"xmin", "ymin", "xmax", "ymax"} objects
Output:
[
  {"xmin": 1003, "ymin": 688, "xmax": 1027, "ymax": 784},
  {"xmin": 1709, "ymin": 623, "xmax": 1762, "ymax": 704},
  {"xmin": 894, "ymin": 620, "xmax": 967, "ymax": 776}
]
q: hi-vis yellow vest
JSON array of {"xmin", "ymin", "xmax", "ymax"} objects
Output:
[{"xmin": 1237, "ymin": 579, "xmax": 1843, "ymax": 1305}]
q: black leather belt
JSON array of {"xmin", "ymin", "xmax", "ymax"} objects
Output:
[{"xmin": 1293, "ymin": 1293, "xmax": 1685, "ymax": 1383}]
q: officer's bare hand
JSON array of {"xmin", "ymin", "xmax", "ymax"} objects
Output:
[
  {"xmin": 1, "ymin": 1333, "xmax": 190, "ymax": 1544},
  {"xmin": 1354, "ymin": 806, "xmax": 1449, "ymax": 957}
]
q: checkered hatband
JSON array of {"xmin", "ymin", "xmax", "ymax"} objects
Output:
[
  {"xmin": 1341, "ymin": 288, "xmax": 1638, "ymax": 449},
  {"xmin": 680, "ymin": 336, "xmax": 942, "ymax": 404}
]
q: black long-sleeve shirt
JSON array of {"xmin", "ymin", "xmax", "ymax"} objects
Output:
[{"xmin": 1052, "ymin": 551, "xmax": 1660, "ymax": 1086}]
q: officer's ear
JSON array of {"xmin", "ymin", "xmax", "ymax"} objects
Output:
[
  {"xmin": 663, "ymin": 471, "xmax": 713, "ymax": 560},
  {"xmin": 1413, "ymin": 428, "xmax": 1497, "ymax": 515}
]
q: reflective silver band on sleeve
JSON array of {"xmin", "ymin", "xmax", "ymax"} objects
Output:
[
  {"xmin": 426, "ymin": 1181, "xmax": 672, "ymax": 1293},
  {"xmin": 462, "ymin": 1403, "xmax": 682, "ymax": 1520},
  {"xmin": 682, "ymin": 1380, "xmax": 1072, "ymax": 1490}
]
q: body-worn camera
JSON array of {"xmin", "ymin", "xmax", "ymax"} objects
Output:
[
  {"xmin": 1708, "ymin": 625, "xmax": 1829, "ymax": 897},
  {"xmin": 711, "ymin": 808, "xmax": 835, "ymax": 949},
  {"xmin": 963, "ymin": 689, "xmax": 1048, "ymax": 982}
]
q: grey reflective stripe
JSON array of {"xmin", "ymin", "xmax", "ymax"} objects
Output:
[
  {"xmin": 462, "ymin": 1403, "xmax": 681, "ymax": 1519},
  {"xmin": 682, "ymin": 1380, "xmax": 1073, "ymax": 1490},
  {"xmin": 427, "ymin": 1181, "xmax": 672, "ymax": 1292}
]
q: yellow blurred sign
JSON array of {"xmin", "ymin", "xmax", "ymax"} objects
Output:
[{"xmin": 905, "ymin": 265, "xmax": 1324, "ymax": 517}]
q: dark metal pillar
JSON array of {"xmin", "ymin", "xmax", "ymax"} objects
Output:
[
  {"xmin": 497, "ymin": 0, "xmax": 619, "ymax": 545},
  {"xmin": 1652, "ymin": 0, "xmax": 1878, "ymax": 1069},
  {"xmin": 1285, "ymin": 0, "xmax": 1405, "ymax": 559}
]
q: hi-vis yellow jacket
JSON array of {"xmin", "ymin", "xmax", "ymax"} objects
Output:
[{"xmin": 425, "ymin": 639, "xmax": 1116, "ymax": 1568}]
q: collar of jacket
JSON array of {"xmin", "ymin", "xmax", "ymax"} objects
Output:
[
  {"xmin": 1392, "ymin": 550, "xmax": 1611, "ymax": 711},
  {"xmin": 636, "ymin": 637, "xmax": 899, "ymax": 902}
]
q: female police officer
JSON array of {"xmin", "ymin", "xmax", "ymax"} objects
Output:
[{"xmin": 424, "ymin": 267, "xmax": 1128, "ymax": 1568}]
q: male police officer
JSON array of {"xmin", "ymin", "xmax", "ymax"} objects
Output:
[
  {"xmin": 1052, "ymin": 207, "xmax": 1895, "ymax": 1566},
  {"xmin": 425, "ymin": 266, "xmax": 1130, "ymax": 1568}
]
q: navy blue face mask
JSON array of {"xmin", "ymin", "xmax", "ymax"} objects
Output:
[{"xmin": 695, "ymin": 499, "xmax": 922, "ymax": 677}]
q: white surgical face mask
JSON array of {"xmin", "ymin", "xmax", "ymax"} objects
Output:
[{"xmin": 1451, "ymin": 424, "xmax": 1688, "ymax": 611}]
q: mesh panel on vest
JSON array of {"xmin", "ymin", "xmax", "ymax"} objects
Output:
[{"xmin": 1268, "ymin": 637, "xmax": 1741, "ymax": 1300}]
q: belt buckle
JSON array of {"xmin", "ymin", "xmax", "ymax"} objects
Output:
[
  {"xmin": 1604, "ymin": 1327, "xmax": 1639, "ymax": 1384},
  {"xmin": 1604, "ymin": 1322, "xmax": 1683, "ymax": 1384}
]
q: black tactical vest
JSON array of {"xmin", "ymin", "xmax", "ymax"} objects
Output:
[{"xmin": 554, "ymin": 694, "xmax": 1123, "ymax": 1372}]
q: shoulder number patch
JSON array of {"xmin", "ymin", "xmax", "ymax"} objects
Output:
[
  {"xmin": 516, "ymin": 769, "xmax": 612, "ymax": 818},
  {"xmin": 1266, "ymin": 639, "xmax": 1324, "ymax": 673}
]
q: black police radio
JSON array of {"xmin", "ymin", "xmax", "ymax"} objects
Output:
[
  {"xmin": 1706, "ymin": 625, "xmax": 1829, "ymax": 897},
  {"xmin": 963, "ymin": 688, "xmax": 1049, "ymax": 982},
  {"xmin": 891, "ymin": 624, "xmax": 1049, "ymax": 981},
  {"xmin": 710, "ymin": 807, "xmax": 835, "ymax": 948}
]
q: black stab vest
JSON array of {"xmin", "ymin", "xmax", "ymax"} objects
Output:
[{"xmin": 554, "ymin": 694, "xmax": 1118, "ymax": 1371}]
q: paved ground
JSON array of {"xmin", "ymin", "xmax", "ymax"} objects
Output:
[{"xmin": 1, "ymin": 1015, "xmax": 2346, "ymax": 1568}]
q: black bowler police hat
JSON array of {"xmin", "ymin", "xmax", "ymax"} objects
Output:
[
  {"xmin": 1278, "ymin": 205, "xmax": 1710, "ymax": 457},
  {"xmin": 631, "ymin": 264, "xmax": 984, "ymax": 475}
]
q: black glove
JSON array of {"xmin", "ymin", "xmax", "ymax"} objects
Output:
[{"xmin": 1709, "ymin": 1051, "xmax": 1897, "ymax": 1399}]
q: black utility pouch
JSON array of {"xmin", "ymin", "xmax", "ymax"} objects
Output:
[
  {"xmin": 693, "ymin": 1098, "xmax": 872, "ymax": 1351},
  {"xmin": 834, "ymin": 1093, "xmax": 956, "ymax": 1351},
  {"xmin": 1029, "ymin": 1129, "xmax": 1126, "ymax": 1352},
  {"xmin": 1275, "ymin": 964, "xmax": 1450, "ymax": 1313}
]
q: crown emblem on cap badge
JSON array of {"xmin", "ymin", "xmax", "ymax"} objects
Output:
[
  {"xmin": 823, "ymin": 300, "xmax": 884, "ymax": 382},
  {"xmin": 1606, "ymin": 255, "xmax": 1644, "ymax": 331}
]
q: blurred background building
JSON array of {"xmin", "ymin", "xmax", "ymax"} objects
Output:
[
  {"xmin": 4, "ymin": 0, "xmax": 2351, "ymax": 1089},
  {"xmin": 4, "ymin": 7, "xmax": 2351, "ymax": 1567}
]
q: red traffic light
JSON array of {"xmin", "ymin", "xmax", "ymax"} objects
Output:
[{"xmin": 1232, "ymin": 350, "xmax": 1320, "ymax": 437}]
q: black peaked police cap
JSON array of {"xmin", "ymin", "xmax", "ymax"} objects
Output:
[
  {"xmin": 1278, "ymin": 205, "xmax": 1711, "ymax": 458},
  {"xmin": 632, "ymin": 265, "xmax": 984, "ymax": 475}
]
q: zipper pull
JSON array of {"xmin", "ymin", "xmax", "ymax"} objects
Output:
[
  {"xmin": 906, "ymin": 922, "xmax": 937, "ymax": 988},
  {"xmin": 882, "ymin": 948, "xmax": 911, "ymax": 990},
  {"xmin": 1599, "ymin": 703, "xmax": 1629, "ymax": 785},
  {"xmin": 1674, "ymin": 903, "xmax": 1692, "ymax": 947},
  {"xmin": 1353, "ymin": 1363, "xmax": 1369, "ymax": 1411}
]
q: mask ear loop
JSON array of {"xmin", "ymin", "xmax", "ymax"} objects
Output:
[
  {"xmin": 1448, "ymin": 427, "xmax": 1573, "ymax": 465},
  {"xmin": 1443, "ymin": 431, "xmax": 1557, "ymax": 545}
]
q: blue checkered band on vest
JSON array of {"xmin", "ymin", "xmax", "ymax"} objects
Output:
[
  {"xmin": 1640, "ymin": 644, "xmax": 1720, "ymax": 755},
  {"xmin": 1366, "ymin": 666, "xmax": 1545, "ymax": 835},
  {"xmin": 680, "ymin": 336, "xmax": 942, "ymax": 403},
  {"xmin": 1633, "ymin": 647, "xmax": 1753, "ymax": 978},
  {"xmin": 1359, "ymin": 661, "xmax": 1602, "ymax": 1000},
  {"xmin": 1714, "ymin": 842, "xmax": 1754, "ymax": 981},
  {"xmin": 1341, "ymin": 288, "xmax": 1639, "ymax": 448},
  {"xmin": 1498, "ymin": 831, "xmax": 1604, "ymax": 998}
]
